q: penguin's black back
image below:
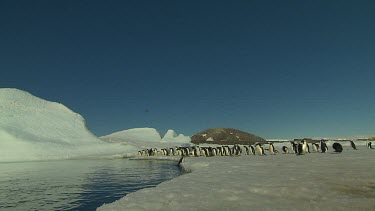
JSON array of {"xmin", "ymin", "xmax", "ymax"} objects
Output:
[
  {"xmin": 332, "ymin": 142, "xmax": 343, "ymax": 153},
  {"xmin": 297, "ymin": 143, "xmax": 303, "ymax": 155},
  {"xmin": 321, "ymin": 142, "xmax": 327, "ymax": 153}
]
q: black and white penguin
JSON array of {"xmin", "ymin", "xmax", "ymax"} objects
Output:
[
  {"xmin": 255, "ymin": 143, "xmax": 266, "ymax": 155},
  {"xmin": 320, "ymin": 140, "xmax": 328, "ymax": 153},
  {"xmin": 250, "ymin": 145, "xmax": 256, "ymax": 155},
  {"xmin": 224, "ymin": 146, "xmax": 230, "ymax": 156},
  {"xmin": 217, "ymin": 147, "xmax": 223, "ymax": 156},
  {"xmin": 302, "ymin": 140, "xmax": 309, "ymax": 154},
  {"xmin": 269, "ymin": 143, "xmax": 276, "ymax": 155},
  {"xmin": 214, "ymin": 148, "xmax": 219, "ymax": 156},
  {"xmin": 296, "ymin": 142, "xmax": 303, "ymax": 155},
  {"xmin": 312, "ymin": 143, "xmax": 319, "ymax": 152},
  {"xmin": 237, "ymin": 145, "xmax": 243, "ymax": 155},
  {"xmin": 367, "ymin": 142, "xmax": 373, "ymax": 149},
  {"xmin": 306, "ymin": 142, "xmax": 310, "ymax": 153},
  {"xmin": 231, "ymin": 145, "xmax": 237, "ymax": 156},
  {"xmin": 244, "ymin": 146, "xmax": 250, "ymax": 155},
  {"xmin": 350, "ymin": 141, "xmax": 357, "ymax": 150},
  {"xmin": 290, "ymin": 141, "xmax": 298, "ymax": 154},
  {"xmin": 332, "ymin": 142, "xmax": 343, "ymax": 153},
  {"xmin": 161, "ymin": 149, "xmax": 167, "ymax": 156},
  {"xmin": 177, "ymin": 156, "xmax": 184, "ymax": 166},
  {"xmin": 192, "ymin": 147, "xmax": 199, "ymax": 157},
  {"xmin": 282, "ymin": 146, "xmax": 289, "ymax": 154}
]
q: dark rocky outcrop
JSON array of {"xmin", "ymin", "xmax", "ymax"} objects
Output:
[{"xmin": 191, "ymin": 128, "xmax": 266, "ymax": 145}]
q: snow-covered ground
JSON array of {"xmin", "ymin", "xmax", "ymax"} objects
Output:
[
  {"xmin": 100, "ymin": 128, "xmax": 191, "ymax": 149},
  {"xmin": 98, "ymin": 143, "xmax": 375, "ymax": 211},
  {"xmin": 0, "ymin": 88, "xmax": 139, "ymax": 162}
]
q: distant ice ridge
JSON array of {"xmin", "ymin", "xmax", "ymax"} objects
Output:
[
  {"xmin": 100, "ymin": 128, "xmax": 191, "ymax": 148},
  {"xmin": 0, "ymin": 88, "xmax": 138, "ymax": 162},
  {"xmin": 161, "ymin": 129, "xmax": 191, "ymax": 143}
]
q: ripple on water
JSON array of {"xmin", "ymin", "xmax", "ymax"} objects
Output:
[{"xmin": 0, "ymin": 159, "xmax": 181, "ymax": 210}]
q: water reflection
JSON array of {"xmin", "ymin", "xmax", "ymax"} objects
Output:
[{"xmin": 0, "ymin": 159, "xmax": 181, "ymax": 210}]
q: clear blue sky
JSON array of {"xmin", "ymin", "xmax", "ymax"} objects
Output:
[{"xmin": 1, "ymin": 0, "xmax": 375, "ymax": 139}]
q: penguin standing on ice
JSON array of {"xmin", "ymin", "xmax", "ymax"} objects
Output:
[
  {"xmin": 332, "ymin": 142, "xmax": 343, "ymax": 153},
  {"xmin": 320, "ymin": 140, "xmax": 328, "ymax": 153},
  {"xmin": 250, "ymin": 145, "xmax": 256, "ymax": 155},
  {"xmin": 350, "ymin": 141, "xmax": 357, "ymax": 150},
  {"xmin": 296, "ymin": 142, "xmax": 303, "ymax": 155},
  {"xmin": 302, "ymin": 140, "xmax": 309, "ymax": 154},
  {"xmin": 269, "ymin": 143, "xmax": 276, "ymax": 155},
  {"xmin": 312, "ymin": 143, "xmax": 319, "ymax": 152},
  {"xmin": 367, "ymin": 142, "xmax": 373, "ymax": 149},
  {"xmin": 290, "ymin": 141, "xmax": 298, "ymax": 154},
  {"xmin": 282, "ymin": 146, "xmax": 289, "ymax": 154},
  {"xmin": 244, "ymin": 146, "xmax": 250, "ymax": 155},
  {"xmin": 255, "ymin": 143, "xmax": 265, "ymax": 155},
  {"xmin": 192, "ymin": 147, "xmax": 199, "ymax": 157}
]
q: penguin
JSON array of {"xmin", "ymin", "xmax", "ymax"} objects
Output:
[
  {"xmin": 255, "ymin": 143, "xmax": 266, "ymax": 155},
  {"xmin": 350, "ymin": 141, "xmax": 357, "ymax": 150},
  {"xmin": 302, "ymin": 140, "xmax": 309, "ymax": 154},
  {"xmin": 306, "ymin": 143, "xmax": 310, "ymax": 153},
  {"xmin": 269, "ymin": 143, "xmax": 276, "ymax": 155},
  {"xmin": 320, "ymin": 140, "xmax": 328, "ymax": 153},
  {"xmin": 210, "ymin": 147, "xmax": 217, "ymax": 156},
  {"xmin": 193, "ymin": 147, "xmax": 199, "ymax": 157},
  {"xmin": 332, "ymin": 142, "xmax": 343, "ymax": 153},
  {"xmin": 244, "ymin": 146, "xmax": 250, "ymax": 155},
  {"xmin": 282, "ymin": 146, "xmax": 289, "ymax": 154},
  {"xmin": 367, "ymin": 142, "xmax": 373, "ymax": 149},
  {"xmin": 250, "ymin": 145, "xmax": 256, "ymax": 155},
  {"xmin": 224, "ymin": 146, "xmax": 230, "ymax": 156},
  {"xmin": 217, "ymin": 147, "xmax": 223, "ymax": 156},
  {"xmin": 231, "ymin": 145, "xmax": 237, "ymax": 156},
  {"xmin": 234, "ymin": 145, "xmax": 242, "ymax": 156},
  {"xmin": 237, "ymin": 145, "xmax": 243, "ymax": 155},
  {"xmin": 177, "ymin": 156, "xmax": 184, "ymax": 166},
  {"xmin": 312, "ymin": 143, "xmax": 319, "ymax": 152},
  {"xmin": 147, "ymin": 148, "xmax": 153, "ymax": 156},
  {"xmin": 204, "ymin": 147, "xmax": 209, "ymax": 156},
  {"xmin": 153, "ymin": 148, "xmax": 158, "ymax": 156},
  {"xmin": 296, "ymin": 142, "xmax": 303, "ymax": 155},
  {"xmin": 290, "ymin": 141, "xmax": 298, "ymax": 154},
  {"xmin": 176, "ymin": 148, "xmax": 182, "ymax": 156}
]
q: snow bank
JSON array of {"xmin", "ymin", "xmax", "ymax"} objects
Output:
[
  {"xmin": 0, "ymin": 88, "xmax": 138, "ymax": 162},
  {"xmin": 98, "ymin": 145, "xmax": 375, "ymax": 210},
  {"xmin": 101, "ymin": 128, "xmax": 191, "ymax": 149}
]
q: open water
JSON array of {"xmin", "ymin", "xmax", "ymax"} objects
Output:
[{"xmin": 0, "ymin": 159, "xmax": 181, "ymax": 210}]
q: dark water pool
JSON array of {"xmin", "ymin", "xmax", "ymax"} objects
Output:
[{"xmin": 0, "ymin": 159, "xmax": 181, "ymax": 210}]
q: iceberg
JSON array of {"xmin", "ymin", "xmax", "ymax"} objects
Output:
[{"xmin": 0, "ymin": 88, "xmax": 138, "ymax": 162}]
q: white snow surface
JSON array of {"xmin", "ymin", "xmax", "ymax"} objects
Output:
[
  {"xmin": 0, "ymin": 88, "xmax": 138, "ymax": 162},
  {"xmin": 101, "ymin": 128, "xmax": 162, "ymax": 143},
  {"xmin": 100, "ymin": 128, "xmax": 191, "ymax": 149},
  {"xmin": 98, "ymin": 143, "xmax": 375, "ymax": 211},
  {"xmin": 161, "ymin": 129, "xmax": 191, "ymax": 143}
]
